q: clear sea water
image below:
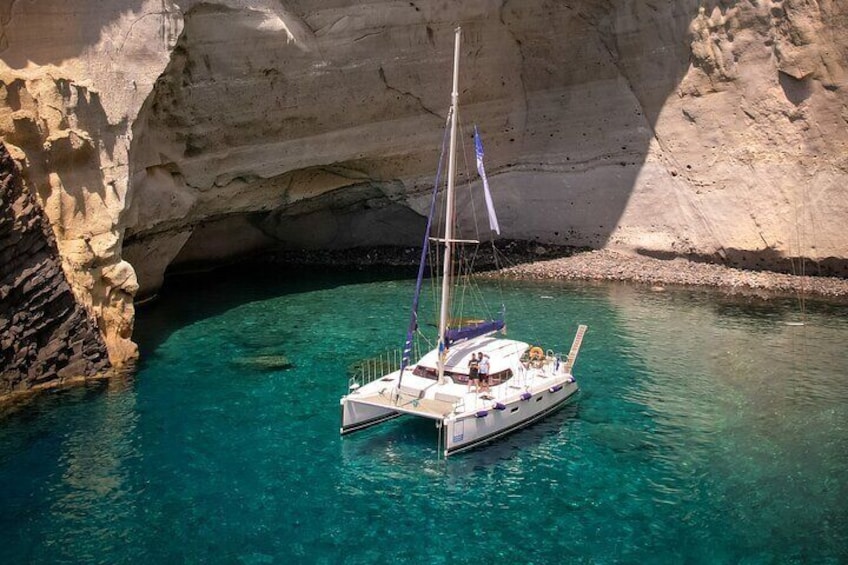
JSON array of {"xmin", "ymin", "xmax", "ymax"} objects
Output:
[{"xmin": 1, "ymin": 267, "xmax": 847, "ymax": 564}]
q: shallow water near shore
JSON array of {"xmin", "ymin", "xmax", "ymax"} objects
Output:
[{"xmin": 1, "ymin": 268, "xmax": 847, "ymax": 563}]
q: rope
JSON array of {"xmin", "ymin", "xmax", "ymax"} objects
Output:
[{"xmin": 424, "ymin": 111, "xmax": 511, "ymax": 339}]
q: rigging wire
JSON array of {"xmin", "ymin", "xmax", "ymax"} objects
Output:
[
  {"xmin": 455, "ymin": 117, "xmax": 481, "ymax": 323},
  {"xmin": 423, "ymin": 107, "xmax": 511, "ymax": 339},
  {"xmin": 458, "ymin": 118, "xmax": 511, "ymax": 320},
  {"xmin": 457, "ymin": 119, "xmax": 482, "ymax": 240}
]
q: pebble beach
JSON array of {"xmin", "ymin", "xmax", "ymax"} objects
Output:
[
  {"xmin": 267, "ymin": 243, "xmax": 848, "ymax": 299},
  {"xmin": 496, "ymin": 248, "xmax": 848, "ymax": 299}
]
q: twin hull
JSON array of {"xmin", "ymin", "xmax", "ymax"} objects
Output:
[
  {"xmin": 340, "ymin": 379, "xmax": 579, "ymax": 456},
  {"xmin": 444, "ymin": 380, "xmax": 578, "ymax": 455}
]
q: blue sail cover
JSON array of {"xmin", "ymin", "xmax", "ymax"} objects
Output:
[{"xmin": 444, "ymin": 318, "xmax": 505, "ymax": 348}]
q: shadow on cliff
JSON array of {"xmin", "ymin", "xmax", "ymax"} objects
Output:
[
  {"xmin": 0, "ymin": 142, "xmax": 111, "ymax": 392},
  {"xmin": 125, "ymin": 0, "xmax": 720, "ymax": 261},
  {"xmin": 0, "ymin": 0, "xmax": 173, "ymax": 69},
  {"xmin": 127, "ymin": 0, "xmax": 833, "ymax": 308}
]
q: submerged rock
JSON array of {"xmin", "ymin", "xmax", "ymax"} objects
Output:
[{"xmin": 231, "ymin": 355, "xmax": 293, "ymax": 371}]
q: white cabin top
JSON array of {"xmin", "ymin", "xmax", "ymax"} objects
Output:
[{"xmin": 416, "ymin": 336, "xmax": 530, "ymax": 376}]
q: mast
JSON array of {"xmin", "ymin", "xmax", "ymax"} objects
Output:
[{"xmin": 437, "ymin": 26, "xmax": 462, "ymax": 384}]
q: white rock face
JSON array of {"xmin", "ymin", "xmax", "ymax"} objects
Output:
[
  {"xmin": 0, "ymin": 0, "xmax": 184, "ymax": 363},
  {"xmin": 1, "ymin": 1, "xmax": 847, "ymax": 360}
]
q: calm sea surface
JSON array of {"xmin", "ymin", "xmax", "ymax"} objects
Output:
[{"xmin": 1, "ymin": 268, "xmax": 847, "ymax": 563}]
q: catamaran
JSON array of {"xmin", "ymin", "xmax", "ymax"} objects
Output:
[{"xmin": 340, "ymin": 27, "xmax": 587, "ymax": 457}]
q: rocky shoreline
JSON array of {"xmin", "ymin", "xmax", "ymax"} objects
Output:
[
  {"xmin": 495, "ymin": 249, "xmax": 848, "ymax": 299},
  {"xmin": 268, "ymin": 242, "xmax": 848, "ymax": 300},
  {"xmin": 266, "ymin": 240, "xmax": 579, "ymax": 270}
]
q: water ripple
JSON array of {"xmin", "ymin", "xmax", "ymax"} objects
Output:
[{"xmin": 1, "ymin": 276, "xmax": 847, "ymax": 563}]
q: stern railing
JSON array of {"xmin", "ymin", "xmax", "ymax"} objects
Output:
[{"xmin": 347, "ymin": 340, "xmax": 423, "ymax": 391}]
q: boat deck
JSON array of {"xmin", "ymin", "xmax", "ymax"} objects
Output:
[
  {"xmin": 351, "ymin": 391, "xmax": 455, "ymax": 419},
  {"xmin": 343, "ymin": 334, "xmax": 576, "ymax": 425},
  {"xmin": 347, "ymin": 366, "xmax": 562, "ymax": 421}
]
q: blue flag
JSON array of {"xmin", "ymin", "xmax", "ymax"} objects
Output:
[{"xmin": 474, "ymin": 125, "xmax": 500, "ymax": 235}]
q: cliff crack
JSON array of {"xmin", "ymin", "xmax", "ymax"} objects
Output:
[
  {"xmin": 353, "ymin": 31, "xmax": 382, "ymax": 43},
  {"xmin": 117, "ymin": 9, "xmax": 180, "ymax": 55},
  {"xmin": 377, "ymin": 66, "xmax": 440, "ymax": 119}
]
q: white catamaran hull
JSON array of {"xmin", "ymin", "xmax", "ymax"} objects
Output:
[
  {"xmin": 443, "ymin": 380, "xmax": 578, "ymax": 455},
  {"xmin": 340, "ymin": 329, "xmax": 586, "ymax": 456},
  {"xmin": 337, "ymin": 28, "xmax": 588, "ymax": 457},
  {"xmin": 340, "ymin": 371, "xmax": 579, "ymax": 456},
  {"xmin": 340, "ymin": 399, "xmax": 400, "ymax": 435}
]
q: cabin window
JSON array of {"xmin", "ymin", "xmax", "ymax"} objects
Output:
[
  {"xmin": 412, "ymin": 366, "xmax": 439, "ymax": 380},
  {"xmin": 536, "ymin": 396, "xmax": 542, "ymax": 402},
  {"xmin": 510, "ymin": 407, "xmax": 519, "ymax": 413},
  {"xmin": 412, "ymin": 366, "xmax": 470, "ymax": 382},
  {"xmin": 489, "ymin": 369, "xmax": 513, "ymax": 385}
]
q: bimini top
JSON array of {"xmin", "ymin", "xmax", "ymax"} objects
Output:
[{"xmin": 416, "ymin": 335, "xmax": 529, "ymax": 376}]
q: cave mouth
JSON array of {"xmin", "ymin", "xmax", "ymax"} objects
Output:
[
  {"xmin": 124, "ymin": 1, "xmax": 706, "ymax": 305},
  {"xmin": 154, "ymin": 233, "xmax": 592, "ymax": 298}
]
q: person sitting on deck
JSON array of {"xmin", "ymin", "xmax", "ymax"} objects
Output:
[
  {"xmin": 478, "ymin": 353, "xmax": 491, "ymax": 394},
  {"xmin": 467, "ymin": 353, "xmax": 480, "ymax": 392}
]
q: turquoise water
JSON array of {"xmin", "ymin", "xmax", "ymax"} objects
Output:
[{"xmin": 2, "ymin": 267, "xmax": 847, "ymax": 563}]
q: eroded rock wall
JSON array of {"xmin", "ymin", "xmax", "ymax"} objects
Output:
[
  {"xmin": 637, "ymin": 0, "xmax": 848, "ymax": 274},
  {"xmin": 0, "ymin": 142, "xmax": 109, "ymax": 393},
  {"xmin": 0, "ymin": 0, "xmax": 185, "ymax": 363},
  {"xmin": 1, "ymin": 0, "xmax": 846, "ymax": 362},
  {"xmin": 126, "ymin": 0, "xmax": 848, "ymax": 300}
]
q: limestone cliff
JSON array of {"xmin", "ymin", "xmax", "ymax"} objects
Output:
[
  {"xmin": 1, "ymin": 1, "xmax": 846, "ymax": 363},
  {"xmin": 0, "ymin": 0, "xmax": 184, "ymax": 364},
  {"xmin": 0, "ymin": 142, "xmax": 110, "ymax": 393}
]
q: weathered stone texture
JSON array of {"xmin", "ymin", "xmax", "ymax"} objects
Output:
[
  {"xmin": 124, "ymin": 0, "xmax": 848, "ymax": 291},
  {"xmin": 0, "ymin": 0, "xmax": 183, "ymax": 363},
  {"xmin": 0, "ymin": 142, "xmax": 110, "ymax": 394},
  {"xmin": 0, "ymin": 1, "xmax": 846, "ymax": 361}
]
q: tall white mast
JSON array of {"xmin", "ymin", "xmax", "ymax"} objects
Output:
[{"xmin": 437, "ymin": 26, "xmax": 462, "ymax": 384}]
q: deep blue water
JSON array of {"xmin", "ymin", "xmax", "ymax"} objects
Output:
[{"xmin": 1, "ymin": 268, "xmax": 847, "ymax": 563}]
